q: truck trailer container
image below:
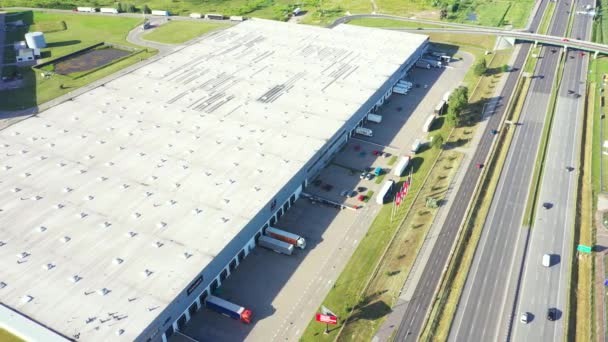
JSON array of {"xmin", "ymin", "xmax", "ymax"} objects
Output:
[
  {"xmin": 151, "ymin": 10, "xmax": 170, "ymax": 16},
  {"xmin": 376, "ymin": 180, "xmax": 395, "ymax": 205},
  {"xmin": 393, "ymin": 156, "xmax": 411, "ymax": 176},
  {"xmin": 206, "ymin": 13, "xmax": 224, "ymax": 20},
  {"xmin": 76, "ymin": 7, "xmax": 97, "ymax": 12},
  {"xmin": 205, "ymin": 295, "xmax": 252, "ymax": 324},
  {"xmin": 434, "ymin": 100, "xmax": 446, "ymax": 115},
  {"xmin": 265, "ymin": 226, "xmax": 306, "ymax": 249},
  {"xmin": 423, "ymin": 114, "xmax": 436, "ymax": 133},
  {"xmin": 443, "ymin": 90, "xmax": 452, "ymax": 103},
  {"xmin": 230, "ymin": 16, "xmax": 244, "ymax": 21},
  {"xmin": 355, "ymin": 127, "xmax": 373, "ymax": 137},
  {"xmin": 415, "ymin": 60, "xmax": 431, "ymax": 69},
  {"xmin": 190, "ymin": 13, "xmax": 203, "ymax": 18},
  {"xmin": 421, "ymin": 59, "xmax": 442, "ymax": 68},
  {"xmin": 99, "ymin": 8, "xmax": 118, "ymax": 14},
  {"xmin": 367, "ymin": 113, "xmax": 383, "ymax": 123},
  {"xmin": 397, "ymin": 80, "xmax": 412, "ymax": 88},
  {"xmin": 258, "ymin": 235, "xmax": 294, "ymax": 255},
  {"xmin": 392, "ymin": 87, "xmax": 408, "ymax": 95},
  {"xmin": 411, "ymin": 139, "xmax": 421, "ymax": 153}
]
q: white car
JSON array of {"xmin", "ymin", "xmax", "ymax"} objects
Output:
[{"xmin": 520, "ymin": 312, "xmax": 531, "ymax": 324}]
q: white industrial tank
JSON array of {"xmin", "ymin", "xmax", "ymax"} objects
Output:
[{"xmin": 25, "ymin": 32, "xmax": 47, "ymax": 49}]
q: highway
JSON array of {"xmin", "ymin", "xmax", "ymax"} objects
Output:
[
  {"xmin": 512, "ymin": 0, "xmax": 593, "ymax": 340},
  {"xmin": 392, "ymin": 1, "xmax": 550, "ymax": 340},
  {"xmin": 448, "ymin": 0, "xmax": 572, "ymax": 341}
]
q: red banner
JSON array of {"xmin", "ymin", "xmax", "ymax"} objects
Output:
[{"xmin": 316, "ymin": 314, "xmax": 338, "ymax": 325}]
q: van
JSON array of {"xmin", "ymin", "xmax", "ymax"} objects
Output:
[{"xmin": 542, "ymin": 254, "xmax": 551, "ymax": 267}]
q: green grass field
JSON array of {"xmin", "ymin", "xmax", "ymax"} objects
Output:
[
  {"xmin": 0, "ymin": 329, "xmax": 24, "ymax": 342},
  {"xmin": 348, "ymin": 18, "xmax": 448, "ymax": 29},
  {"xmin": 142, "ymin": 20, "xmax": 231, "ymax": 44},
  {"xmin": 3, "ymin": 0, "xmax": 535, "ymax": 28},
  {"xmin": 1, "ymin": 11, "xmax": 155, "ymax": 111}
]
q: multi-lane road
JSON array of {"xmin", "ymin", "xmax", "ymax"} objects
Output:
[
  {"xmin": 512, "ymin": 0, "xmax": 593, "ymax": 340},
  {"xmin": 392, "ymin": 1, "xmax": 551, "ymax": 340},
  {"xmin": 449, "ymin": 0, "xmax": 572, "ymax": 341}
]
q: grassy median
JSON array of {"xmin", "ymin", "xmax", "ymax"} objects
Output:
[{"xmin": 142, "ymin": 20, "xmax": 231, "ymax": 44}]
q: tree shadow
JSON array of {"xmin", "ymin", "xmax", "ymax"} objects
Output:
[{"xmin": 348, "ymin": 300, "xmax": 392, "ymax": 323}]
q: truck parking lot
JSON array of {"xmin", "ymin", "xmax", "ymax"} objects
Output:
[{"xmin": 178, "ymin": 50, "xmax": 473, "ymax": 342}]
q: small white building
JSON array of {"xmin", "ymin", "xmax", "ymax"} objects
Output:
[
  {"xmin": 16, "ymin": 48, "xmax": 34, "ymax": 62},
  {"xmin": 13, "ymin": 40, "xmax": 27, "ymax": 50}
]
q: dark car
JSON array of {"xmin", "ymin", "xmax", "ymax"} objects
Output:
[
  {"xmin": 547, "ymin": 308, "xmax": 557, "ymax": 321},
  {"xmin": 543, "ymin": 202, "xmax": 553, "ymax": 209}
]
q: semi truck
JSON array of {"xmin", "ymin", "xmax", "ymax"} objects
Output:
[
  {"xmin": 265, "ymin": 226, "xmax": 306, "ymax": 249},
  {"xmin": 190, "ymin": 13, "xmax": 203, "ymax": 18},
  {"xmin": 434, "ymin": 100, "xmax": 446, "ymax": 115},
  {"xmin": 411, "ymin": 139, "xmax": 421, "ymax": 153},
  {"xmin": 393, "ymin": 156, "xmax": 411, "ymax": 176},
  {"xmin": 392, "ymin": 86, "xmax": 409, "ymax": 95},
  {"xmin": 355, "ymin": 127, "xmax": 373, "ymax": 137},
  {"xmin": 415, "ymin": 60, "xmax": 431, "ymax": 69},
  {"xmin": 376, "ymin": 180, "xmax": 395, "ymax": 205},
  {"xmin": 421, "ymin": 59, "xmax": 442, "ymax": 68},
  {"xmin": 205, "ymin": 295, "xmax": 252, "ymax": 324},
  {"xmin": 258, "ymin": 235, "xmax": 294, "ymax": 255},
  {"xmin": 367, "ymin": 113, "xmax": 383, "ymax": 123},
  {"xmin": 99, "ymin": 8, "xmax": 118, "ymax": 14},
  {"xmin": 206, "ymin": 13, "xmax": 224, "ymax": 20},
  {"xmin": 423, "ymin": 115, "xmax": 436, "ymax": 133},
  {"xmin": 151, "ymin": 10, "xmax": 170, "ymax": 16},
  {"xmin": 230, "ymin": 16, "xmax": 244, "ymax": 21},
  {"xmin": 76, "ymin": 7, "xmax": 98, "ymax": 12}
]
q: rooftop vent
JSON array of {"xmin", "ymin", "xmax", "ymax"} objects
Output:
[
  {"xmin": 127, "ymin": 231, "xmax": 137, "ymax": 238},
  {"xmin": 19, "ymin": 150, "xmax": 28, "ymax": 154},
  {"xmin": 42, "ymin": 263, "xmax": 55, "ymax": 270},
  {"xmin": 63, "ymin": 187, "xmax": 73, "ymax": 193},
  {"xmin": 37, "ymin": 226, "xmax": 47, "ymax": 233},
  {"xmin": 131, "ymin": 212, "xmax": 141, "ymax": 219},
  {"xmin": 17, "ymin": 252, "xmax": 29, "ymax": 259},
  {"xmin": 85, "ymin": 155, "xmax": 94, "ymax": 160},
  {"xmin": 79, "ymin": 134, "xmax": 86, "ymax": 139},
  {"xmin": 0, "ymin": 282, "xmax": 6, "ymax": 289},
  {"xmin": 38, "ymin": 155, "xmax": 47, "ymax": 160},
  {"xmin": 116, "ymin": 329, "xmax": 125, "ymax": 336},
  {"xmin": 79, "ymin": 212, "xmax": 88, "ymax": 218},
  {"xmin": 21, "ymin": 295, "xmax": 33, "ymax": 303},
  {"xmin": 100, "ymin": 222, "xmax": 112, "ymax": 228},
  {"xmin": 31, "ymin": 196, "xmax": 42, "ymax": 201},
  {"xmin": 2, "ymin": 165, "xmax": 12, "ymax": 170},
  {"xmin": 192, "ymin": 208, "xmax": 202, "ymax": 215},
  {"xmin": 183, "ymin": 252, "xmax": 192, "ymax": 259},
  {"xmin": 113, "ymin": 258, "xmax": 124, "ymax": 265},
  {"xmin": 121, "ymin": 184, "xmax": 130, "ymax": 189},
  {"xmin": 157, "ymin": 222, "xmax": 167, "ymax": 228},
  {"xmin": 85, "ymin": 195, "xmax": 94, "ymax": 201},
  {"xmin": 78, "ymin": 169, "xmax": 87, "ymax": 174},
  {"xmin": 154, "ymin": 241, "xmax": 164, "ymax": 248},
  {"xmin": 143, "ymin": 269, "xmax": 153, "ymax": 277},
  {"xmin": 98, "ymin": 288, "xmax": 110, "ymax": 296},
  {"xmin": 69, "ymin": 275, "xmax": 81, "ymax": 283},
  {"xmin": 21, "ymin": 172, "xmax": 31, "ymax": 177},
  {"xmin": 54, "ymin": 203, "xmax": 65, "ymax": 209},
  {"xmin": 98, "ymin": 176, "xmax": 108, "ymax": 182},
  {"xmin": 60, "ymin": 236, "xmax": 71, "ymax": 243},
  {"xmin": 57, "ymin": 162, "xmax": 66, "ymax": 167},
  {"xmin": 11, "ymin": 187, "xmax": 21, "ymax": 193},
  {"xmin": 97, "ymin": 140, "xmax": 106, "ymax": 144},
  {"xmin": 0, "ymin": 241, "xmax": 5, "ymax": 247}
]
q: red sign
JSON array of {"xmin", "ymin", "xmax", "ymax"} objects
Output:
[{"xmin": 316, "ymin": 314, "xmax": 338, "ymax": 325}]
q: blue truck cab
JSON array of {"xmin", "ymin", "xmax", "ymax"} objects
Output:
[{"xmin": 373, "ymin": 167, "xmax": 383, "ymax": 176}]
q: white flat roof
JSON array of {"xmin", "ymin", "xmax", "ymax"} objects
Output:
[{"xmin": 0, "ymin": 19, "xmax": 426, "ymax": 341}]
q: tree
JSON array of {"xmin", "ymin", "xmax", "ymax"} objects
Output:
[
  {"xmin": 473, "ymin": 58, "xmax": 487, "ymax": 76},
  {"xmin": 126, "ymin": 4, "xmax": 136, "ymax": 13},
  {"xmin": 440, "ymin": 8, "xmax": 448, "ymax": 19},
  {"xmin": 431, "ymin": 133, "xmax": 444, "ymax": 149},
  {"xmin": 446, "ymin": 86, "xmax": 469, "ymax": 127},
  {"xmin": 143, "ymin": 4, "xmax": 151, "ymax": 14},
  {"xmin": 115, "ymin": 2, "xmax": 123, "ymax": 13}
]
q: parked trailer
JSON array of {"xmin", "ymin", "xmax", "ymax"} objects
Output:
[
  {"xmin": 434, "ymin": 100, "xmax": 446, "ymax": 115},
  {"xmin": 421, "ymin": 59, "xmax": 442, "ymax": 68},
  {"xmin": 443, "ymin": 90, "xmax": 452, "ymax": 103},
  {"xmin": 392, "ymin": 87, "xmax": 409, "ymax": 95},
  {"xmin": 265, "ymin": 226, "xmax": 306, "ymax": 249},
  {"xmin": 205, "ymin": 295, "xmax": 252, "ymax": 324},
  {"xmin": 411, "ymin": 139, "xmax": 421, "ymax": 153},
  {"xmin": 393, "ymin": 156, "xmax": 411, "ymax": 177},
  {"xmin": 230, "ymin": 16, "xmax": 244, "ymax": 21},
  {"xmin": 206, "ymin": 13, "xmax": 225, "ymax": 20},
  {"xmin": 76, "ymin": 7, "xmax": 97, "ymax": 12},
  {"xmin": 423, "ymin": 114, "xmax": 436, "ymax": 133},
  {"xmin": 151, "ymin": 10, "xmax": 170, "ymax": 16},
  {"xmin": 190, "ymin": 13, "xmax": 203, "ymax": 18},
  {"xmin": 415, "ymin": 60, "xmax": 431, "ymax": 69},
  {"xmin": 397, "ymin": 80, "xmax": 412, "ymax": 88},
  {"xmin": 99, "ymin": 8, "xmax": 118, "ymax": 14},
  {"xmin": 355, "ymin": 127, "xmax": 373, "ymax": 137},
  {"xmin": 376, "ymin": 180, "xmax": 395, "ymax": 205},
  {"xmin": 258, "ymin": 235, "xmax": 294, "ymax": 255},
  {"xmin": 367, "ymin": 113, "xmax": 383, "ymax": 124}
]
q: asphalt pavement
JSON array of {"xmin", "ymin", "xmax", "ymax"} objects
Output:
[
  {"xmin": 392, "ymin": 1, "xmax": 551, "ymax": 340},
  {"xmin": 449, "ymin": 0, "xmax": 574, "ymax": 341},
  {"xmin": 512, "ymin": 0, "xmax": 593, "ymax": 340}
]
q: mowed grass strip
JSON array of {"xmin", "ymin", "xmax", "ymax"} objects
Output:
[
  {"xmin": 142, "ymin": 20, "xmax": 232, "ymax": 44},
  {"xmin": 421, "ymin": 56, "xmax": 530, "ymax": 341},
  {"xmin": 0, "ymin": 328, "xmax": 24, "ymax": 342},
  {"xmin": 538, "ymin": 1, "xmax": 556, "ymax": 35}
]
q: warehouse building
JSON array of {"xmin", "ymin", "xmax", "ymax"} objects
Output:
[{"xmin": 0, "ymin": 19, "xmax": 427, "ymax": 342}]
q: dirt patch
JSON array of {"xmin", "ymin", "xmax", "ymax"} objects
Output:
[
  {"xmin": 413, "ymin": 10, "xmax": 439, "ymax": 20},
  {"xmin": 54, "ymin": 48, "xmax": 130, "ymax": 75}
]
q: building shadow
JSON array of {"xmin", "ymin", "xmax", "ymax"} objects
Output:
[{"xmin": 46, "ymin": 40, "xmax": 81, "ymax": 48}]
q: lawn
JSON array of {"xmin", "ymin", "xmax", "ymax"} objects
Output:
[
  {"xmin": 1, "ymin": 11, "xmax": 155, "ymax": 111},
  {"xmin": 142, "ymin": 20, "xmax": 232, "ymax": 44},
  {"xmin": 0, "ymin": 329, "xmax": 24, "ymax": 342},
  {"xmin": 348, "ymin": 18, "xmax": 447, "ymax": 29},
  {"xmin": 3, "ymin": 0, "xmax": 536, "ymax": 28},
  {"xmin": 538, "ymin": 1, "xmax": 556, "ymax": 35}
]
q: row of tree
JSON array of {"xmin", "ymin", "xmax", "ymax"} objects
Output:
[
  {"xmin": 113, "ymin": 3, "xmax": 152, "ymax": 14},
  {"xmin": 446, "ymin": 85, "xmax": 469, "ymax": 127}
]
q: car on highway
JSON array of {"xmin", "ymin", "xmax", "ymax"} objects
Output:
[
  {"xmin": 476, "ymin": 163, "xmax": 484, "ymax": 169},
  {"xmin": 547, "ymin": 308, "xmax": 557, "ymax": 321},
  {"xmin": 542, "ymin": 202, "xmax": 553, "ymax": 209},
  {"xmin": 562, "ymin": 38, "xmax": 569, "ymax": 42},
  {"xmin": 360, "ymin": 171, "xmax": 368, "ymax": 179},
  {"xmin": 520, "ymin": 312, "xmax": 531, "ymax": 324}
]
